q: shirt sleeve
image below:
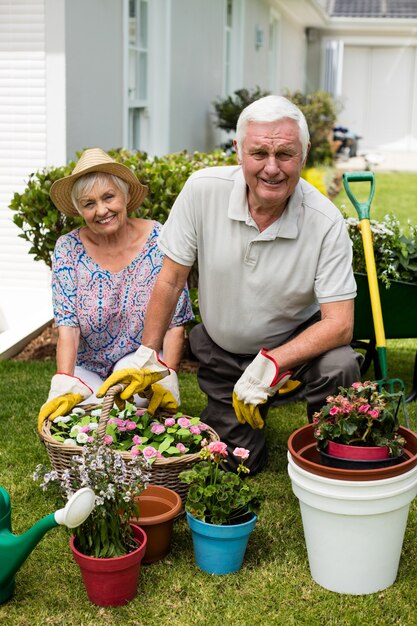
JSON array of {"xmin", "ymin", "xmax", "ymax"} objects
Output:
[
  {"xmin": 51, "ymin": 234, "xmax": 79, "ymax": 327},
  {"xmin": 170, "ymin": 284, "xmax": 195, "ymax": 327},
  {"xmin": 158, "ymin": 176, "xmax": 198, "ymax": 266},
  {"xmin": 315, "ymin": 216, "xmax": 357, "ymax": 303}
]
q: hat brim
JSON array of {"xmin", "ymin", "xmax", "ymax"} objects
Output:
[{"xmin": 50, "ymin": 162, "xmax": 148, "ymax": 217}]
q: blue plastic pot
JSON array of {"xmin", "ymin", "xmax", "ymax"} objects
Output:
[{"xmin": 186, "ymin": 511, "xmax": 257, "ymax": 575}]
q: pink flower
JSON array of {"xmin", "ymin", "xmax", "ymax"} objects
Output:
[
  {"xmin": 80, "ymin": 425, "xmax": 90, "ymax": 433},
  {"xmin": 199, "ymin": 422, "xmax": 209, "ymax": 431},
  {"xmin": 164, "ymin": 417, "xmax": 175, "ymax": 427},
  {"xmin": 87, "ymin": 436, "xmax": 94, "ymax": 443},
  {"xmin": 208, "ymin": 441, "xmax": 228, "ymax": 457},
  {"xmin": 329, "ymin": 406, "xmax": 339, "ymax": 416},
  {"xmin": 368, "ymin": 409, "xmax": 380, "ymax": 419},
  {"xmin": 126, "ymin": 421, "xmax": 137, "ymax": 431},
  {"xmin": 131, "ymin": 446, "xmax": 141, "ymax": 457},
  {"xmin": 135, "ymin": 409, "xmax": 146, "ymax": 417},
  {"xmin": 358, "ymin": 404, "xmax": 371, "ymax": 414},
  {"xmin": 190, "ymin": 425, "xmax": 201, "ymax": 435},
  {"xmin": 132, "ymin": 435, "xmax": 142, "ymax": 445},
  {"xmin": 143, "ymin": 446, "xmax": 158, "ymax": 459},
  {"xmin": 151, "ymin": 423, "xmax": 166, "ymax": 435},
  {"xmin": 201, "ymin": 438, "xmax": 208, "ymax": 448},
  {"xmin": 156, "ymin": 451, "xmax": 164, "ymax": 459},
  {"xmin": 176, "ymin": 443, "xmax": 186, "ymax": 454},
  {"xmin": 233, "ymin": 447, "xmax": 250, "ymax": 461},
  {"xmin": 103, "ymin": 435, "xmax": 113, "ymax": 445},
  {"xmin": 178, "ymin": 417, "xmax": 191, "ymax": 429},
  {"xmin": 351, "ymin": 382, "xmax": 362, "ymax": 389}
]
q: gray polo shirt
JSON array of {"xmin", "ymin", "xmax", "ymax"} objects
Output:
[{"xmin": 159, "ymin": 165, "xmax": 356, "ymax": 355}]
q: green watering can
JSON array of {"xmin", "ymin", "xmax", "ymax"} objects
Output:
[{"xmin": 0, "ymin": 485, "xmax": 95, "ymax": 604}]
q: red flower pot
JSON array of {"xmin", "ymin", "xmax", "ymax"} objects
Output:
[
  {"xmin": 70, "ymin": 523, "xmax": 147, "ymax": 606},
  {"xmin": 327, "ymin": 441, "xmax": 390, "ymax": 460}
]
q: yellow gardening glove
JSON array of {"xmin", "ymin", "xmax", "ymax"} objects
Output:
[
  {"xmin": 146, "ymin": 370, "xmax": 180, "ymax": 415},
  {"xmin": 38, "ymin": 374, "xmax": 92, "ymax": 433},
  {"xmin": 232, "ymin": 349, "xmax": 292, "ymax": 430},
  {"xmin": 97, "ymin": 345, "xmax": 169, "ymax": 401}
]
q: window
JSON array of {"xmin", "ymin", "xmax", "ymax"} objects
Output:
[{"xmin": 127, "ymin": 0, "xmax": 148, "ymax": 149}]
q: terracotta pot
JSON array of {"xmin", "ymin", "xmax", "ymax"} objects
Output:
[
  {"xmin": 70, "ymin": 523, "xmax": 147, "ymax": 606},
  {"xmin": 288, "ymin": 424, "xmax": 417, "ymax": 481},
  {"xmin": 131, "ymin": 485, "xmax": 182, "ymax": 564}
]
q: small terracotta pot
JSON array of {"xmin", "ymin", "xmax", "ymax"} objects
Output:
[
  {"xmin": 327, "ymin": 441, "xmax": 390, "ymax": 460},
  {"xmin": 131, "ymin": 485, "xmax": 182, "ymax": 564}
]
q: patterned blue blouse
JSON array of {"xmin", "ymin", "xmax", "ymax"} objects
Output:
[{"xmin": 52, "ymin": 222, "xmax": 193, "ymax": 378}]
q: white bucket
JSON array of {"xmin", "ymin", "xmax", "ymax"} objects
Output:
[{"xmin": 288, "ymin": 452, "xmax": 417, "ymax": 594}]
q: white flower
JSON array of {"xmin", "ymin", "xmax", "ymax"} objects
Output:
[
  {"xmin": 88, "ymin": 422, "xmax": 98, "ymax": 430},
  {"xmin": 90, "ymin": 408, "xmax": 102, "ymax": 417},
  {"xmin": 71, "ymin": 408, "xmax": 86, "ymax": 417},
  {"xmin": 76, "ymin": 432, "xmax": 89, "ymax": 444},
  {"xmin": 70, "ymin": 425, "xmax": 82, "ymax": 436},
  {"xmin": 63, "ymin": 438, "xmax": 77, "ymax": 446},
  {"xmin": 53, "ymin": 415, "xmax": 71, "ymax": 423}
]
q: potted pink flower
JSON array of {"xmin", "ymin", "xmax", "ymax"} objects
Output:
[{"xmin": 178, "ymin": 440, "xmax": 262, "ymax": 575}]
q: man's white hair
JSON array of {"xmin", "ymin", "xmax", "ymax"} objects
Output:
[{"xmin": 235, "ymin": 95, "xmax": 310, "ymax": 160}]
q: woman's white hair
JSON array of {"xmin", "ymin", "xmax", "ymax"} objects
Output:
[
  {"xmin": 235, "ymin": 95, "xmax": 310, "ymax": 160},
  {"xmin": 71, "ymin": 172, "xmax": 130, "ymax": 212}
]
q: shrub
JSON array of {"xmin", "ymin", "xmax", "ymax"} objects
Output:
[
  {"xmin": 9, "ymin": 149, "xmax": 237, "ymax": 269},
  {"xmin": 212, "ymin": 86, "xmax": 271, "ymax": 133}
]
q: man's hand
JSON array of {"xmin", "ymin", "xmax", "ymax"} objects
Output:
[
  {"xmin": 147, "ymin": 370, "xmax": 180, "ymax": 415},
  {"xmin": 96, "ymin": 346, "xmax": 169, "ymax": 402},
  {"xmin": 38, "ymin": 374, "xmax": 92, "ymax": 432},
  {"xmin": 232, "ymin": 349, "xmax": 292, "ymax": 429}
]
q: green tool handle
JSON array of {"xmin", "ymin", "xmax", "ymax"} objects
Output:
[{"xmin": 342, "ymin": 171, "xmax": 375, "ymax": 220}]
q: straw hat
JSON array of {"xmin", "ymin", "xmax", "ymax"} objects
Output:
[{"xmin": 50, "ymin": 148, "xmax": 148, "ymax": 217}]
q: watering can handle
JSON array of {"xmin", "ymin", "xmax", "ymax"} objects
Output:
[{"xmin": 342, "ymin": 172, "xmax": 375, "ymax": 221}]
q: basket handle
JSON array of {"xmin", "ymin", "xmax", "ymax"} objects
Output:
[{"xmin": 96, "ymin": 383, "xmax": 126, "ymax": 441}]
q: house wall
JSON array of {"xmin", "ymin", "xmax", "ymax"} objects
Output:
[
  {"xmin": 169, "ymin": 0, "xmax": 224, "ymax": 152},
  {"xmin": 65, "ymin": 0, "xmax": 124, "ymax": 160},
  {"xmin": 275, "ymin": 12, "xmax": 307, "ymax": 93},
  {"xmin": 0, "ymin": 0, "xmax": 51, "ymax": 290}
]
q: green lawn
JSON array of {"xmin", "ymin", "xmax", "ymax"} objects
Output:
[
  {"xmin": 1, "ymin": 354, "xmax": 417, "ymax": 626},
  {"xmin": 333, "ymin": 171, "xmax": 417, "ymax": 225}
]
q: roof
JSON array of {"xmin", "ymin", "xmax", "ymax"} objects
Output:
[{"xmin": 325, "ymin": 0, "xmax": 417, "ymax": 18}]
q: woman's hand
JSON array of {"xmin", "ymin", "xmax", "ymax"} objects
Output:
[{"xmin": 38, "ymin": 373, "xmax": 92, "ymax": 432}]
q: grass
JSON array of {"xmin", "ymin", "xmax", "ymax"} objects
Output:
[
  {"xmin": 1, "ymin": 353, "xmax": 417, "ymax": 626},
  {"xmin": 332, "ymin": 171, "xmax": 417, "ymax": 225}
]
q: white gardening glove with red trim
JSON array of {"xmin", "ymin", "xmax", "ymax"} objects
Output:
[
  {"xmin": 146, "ymin": 370, "xmax": 180, "ymax": 415},
  {"xmin": 96, "ymin": 345, "xmax": 169, "ymax": 403},
  {"xmin": 232, "ymin": 349, "xmax": 292, "ymax": 429},
  {"xmin": 38, "ymin": 373, "xmax": 93, "ymax": 433}
]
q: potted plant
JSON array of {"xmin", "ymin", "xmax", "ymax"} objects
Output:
[
  {"xmin": 313, "ymin": 381, "xmax": 406, "ymax": 468},
  {"xmin": 179, "ymin": 440, "xmax": 262, "ymax": 575},
  {"xmin": 287, "ymin": 395, "xmax": 417, "ymax": 595},
  {"xmin": 33, "ymin": 441, "xmax": 150, "ymax": 606}
]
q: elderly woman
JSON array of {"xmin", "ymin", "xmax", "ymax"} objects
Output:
[{"xmin": 38, "ymin": 148, "xmax": 193, "ymax": 431}]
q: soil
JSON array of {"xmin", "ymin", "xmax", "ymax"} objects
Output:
[{"xmin": 12, "ymin": 322, "xmax": 198, "ymax": 373}]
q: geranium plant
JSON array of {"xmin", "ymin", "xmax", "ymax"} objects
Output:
[
  {"xmin": 345, "ymin": 214, "xmax": 417, "ymax": 287},
  {"xmin": 179, "ymin": 440, "xmax": 262, "ymax": 525},
  {"xmin": 49, "ymin": 404, "xmax": 210, "ymax": 464},
  {"xmin": 33, "ymin": 441, "xmax": 150, "ymax": 557},
  {"xmin": 313, "ymin": 381, "xmax": 406, "ymax": 457}
]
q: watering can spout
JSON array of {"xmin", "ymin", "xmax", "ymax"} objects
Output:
[{"xmin": 0, "ymin": 486, "xmax": 95, "ymax": 603}]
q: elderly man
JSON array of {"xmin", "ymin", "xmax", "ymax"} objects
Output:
[{"xmin": 98, "ymin": 95, "xmax": 361, "ymax": 473}]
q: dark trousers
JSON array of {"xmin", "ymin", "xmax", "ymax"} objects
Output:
[{"xmin": 189, "ymin": 323, "xmax": 362, "ymax": 474}]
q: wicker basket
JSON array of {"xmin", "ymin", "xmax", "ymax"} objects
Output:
[{"xmin": 40, "ymin": 383, "xmax": 219, "ymax": 504}]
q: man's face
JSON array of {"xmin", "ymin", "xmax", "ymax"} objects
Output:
[{"xmin": 236, "ymin": 118, "xmax": 307, "ymax": 213}]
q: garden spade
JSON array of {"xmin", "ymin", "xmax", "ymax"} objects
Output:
[{"xmin": 342, "ymin": 171, "xmax": 409, "ymax": 427}]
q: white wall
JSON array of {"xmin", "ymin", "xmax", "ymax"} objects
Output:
[
  {"xmin": 169, "ymin": 0, "xmax": 224, "ymax": 152},
  {"xmin": 65, "ymin": 0, "xmax": 124, "ymax": 160},
  {"xmin": 0, "ymin": 0, "xmax": 51, "ymax": 290}
]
